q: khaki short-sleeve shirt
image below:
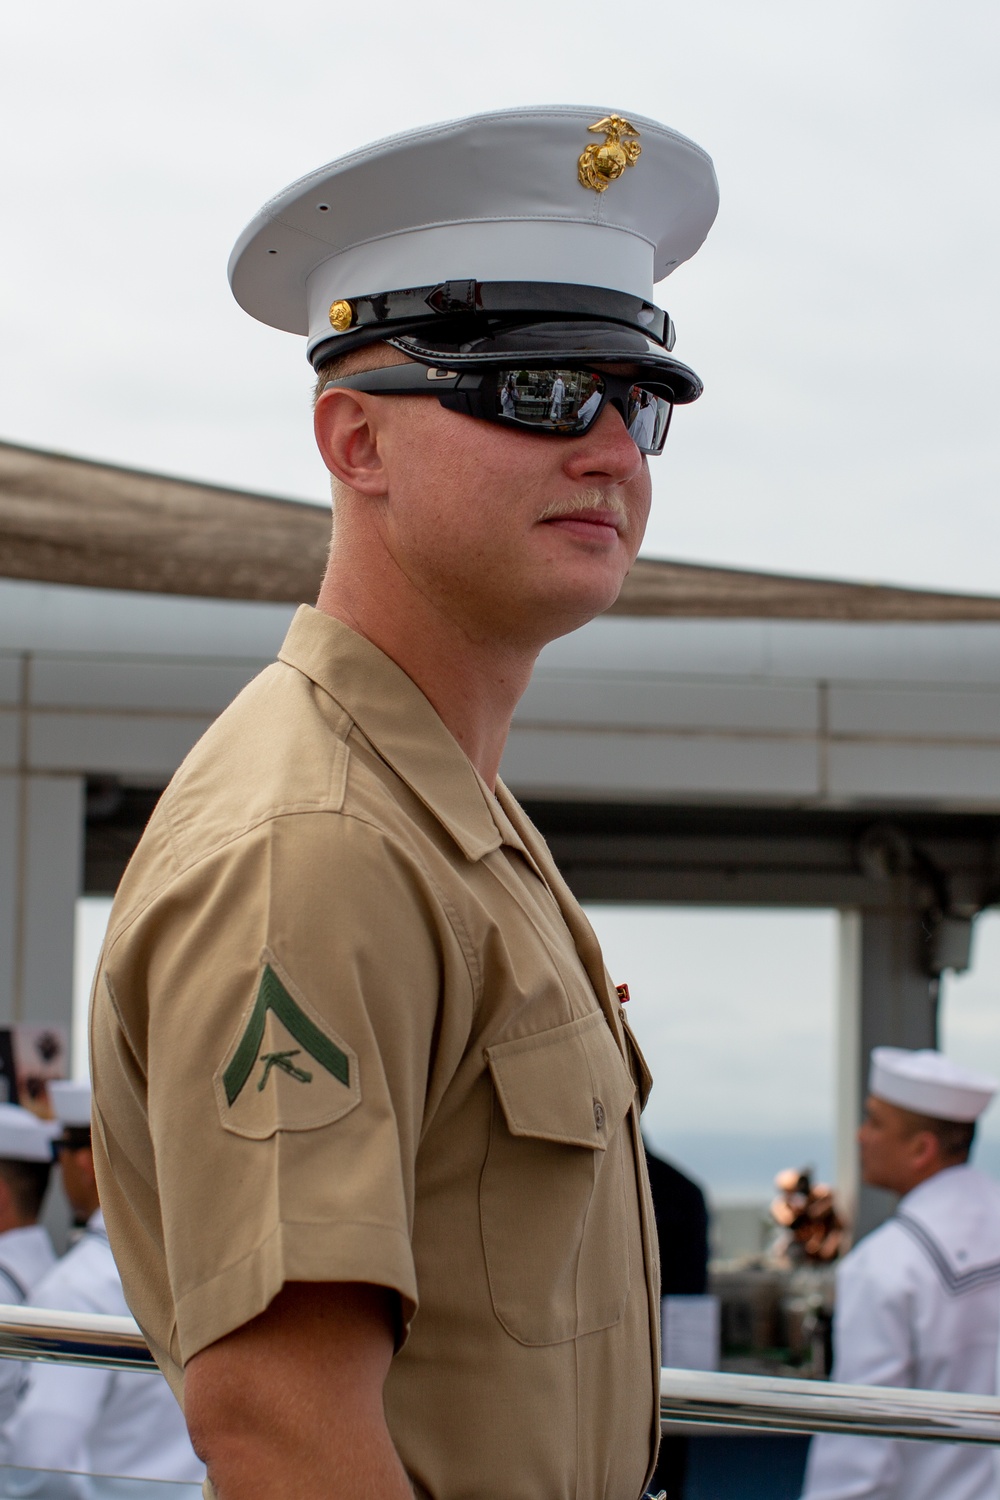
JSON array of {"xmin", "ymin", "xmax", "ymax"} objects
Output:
[{"xmin": 91, "ymin": 607, "xmax": 660, "ymax": 1500}]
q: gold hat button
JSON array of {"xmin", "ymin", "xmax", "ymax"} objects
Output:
[{"xmin": 328, "ymin": 299, "xmax": 354, "ymax": 332}]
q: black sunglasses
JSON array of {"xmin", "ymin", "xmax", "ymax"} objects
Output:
[
  {"xmin": 327, "ymin": 363, "xmax": 674, "ymax": 455},
  {"xmin": 52, "ymin": 1130, "xmax": 91, "ymax": 1154}
]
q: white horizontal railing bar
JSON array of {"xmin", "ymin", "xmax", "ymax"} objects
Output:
[
  {"xmin": 661, "ymin": 1369, "xmax": 1000, "ymax": 1445},
  {"xmin": 2, "ymin": 1306, "xmax": 999, "ymax": 1445},
  {"xmin": 0, "ymin": 1304, "xmax": 155, "ymax": 1371}
]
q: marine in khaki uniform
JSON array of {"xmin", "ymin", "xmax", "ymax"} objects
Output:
[{"xmin": 89, "ymin": 107, "xmax": 719, "ymax": 1500}]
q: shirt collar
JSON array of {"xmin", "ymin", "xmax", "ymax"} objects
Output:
[
  {"xmin": 900, "ymin": 1161, "xmax": 972, "ymax": 1209},
  {"xmin": 279, "ymin": 606, "xmax": 505, "ymax": 862}
]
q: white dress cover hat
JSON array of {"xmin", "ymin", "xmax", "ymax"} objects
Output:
[
  {"xmin": 869, "ymin": 1047, "xmax": 998, "ymax": 1123},
  {"xmin": 0, "ymin": 1104, "xmax": 57, "ymax": 1163},
  {"xmin": 228, "ymin": 106, "xmax": 719, "ymax": 400},
  {"xmin": 48, "ymin": 1080, "xmax": 92, "ymax": 1130}
]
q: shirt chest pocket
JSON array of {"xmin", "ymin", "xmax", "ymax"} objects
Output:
[{"xmin": 480, "ymin": 1010, "xmax": 637, "ymax": 1346}]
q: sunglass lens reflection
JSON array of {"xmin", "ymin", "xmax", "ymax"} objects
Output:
[
  {"xmin": 626, "ymin": 388, "xmax": 669, "ymax": 452},
  {"xmin": 497, "ymin": 370, "xmax": 604, "ymax": 432}
]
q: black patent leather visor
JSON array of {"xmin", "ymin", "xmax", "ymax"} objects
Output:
[
  {"xmin": 327, "ymin": 362, "xmax": 674, "ymax": 454},
  {"xmin": 388, "ymin": 319, "xmax": 702, "ymax": 405}
]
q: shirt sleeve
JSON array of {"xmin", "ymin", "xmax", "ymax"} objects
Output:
[
  {"xmin": 93, "ymin": 809, "xmax": 477, "ymax": 1370},
  {"xmin": 800, "ymin": 1235, "xmax": 914, "ymax": 1499}
]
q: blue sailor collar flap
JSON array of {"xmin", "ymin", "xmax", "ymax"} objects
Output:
[{"xmin": 894, "ymin": 1165, "xmax": 1000, "ymax": 1293}]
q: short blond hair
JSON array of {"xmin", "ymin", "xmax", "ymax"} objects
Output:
[
  {"xmin": 311, "ymin": 341, "xmax": 410, "ymax": 407},
  {"xmin": 313, "ymin": 341, "xmax": 414, "ymax": 510}
]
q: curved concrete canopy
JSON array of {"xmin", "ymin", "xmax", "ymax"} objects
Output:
[{"xmin": 4, "ymin": 438, "xmax": 1000, "ymax": 622}]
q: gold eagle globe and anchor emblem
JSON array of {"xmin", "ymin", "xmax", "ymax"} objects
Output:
[{"xmin": 577, "ymin": 115, "xmax": 642, "ymax": 193}]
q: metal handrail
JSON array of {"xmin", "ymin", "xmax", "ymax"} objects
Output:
[
  {"xmin": 0, "ymin": 1304, "xmax": 154, "ymax": 1372},
  {"xmin": 2, "ymin": 1306, "xmax": 999, "ymax": 1446},
  {"xmin": 661, "ymin": 1369, "xmax": 1000, "ymax": 1445}
]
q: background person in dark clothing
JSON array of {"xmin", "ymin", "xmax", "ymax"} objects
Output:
[
  {"xmin": 646, "ymin": 1146, "xmax": 710, "ymax": 1299},
  {"xmin": 645, "ymin": 1142, "xmax": 710, "ymax": 1498}
]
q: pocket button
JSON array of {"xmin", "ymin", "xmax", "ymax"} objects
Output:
[{"xmin": 593, "ymin": 1098, "xmax": 606, "ymax": 1130}]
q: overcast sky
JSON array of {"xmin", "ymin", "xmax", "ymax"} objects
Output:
[
  {"xmin": 3, "ymin": 0, "xmax": 999, "ymax": 593},
  {"xmin": 587, "ymin": 905, "xmax": 1000, "ymax": 1198}
]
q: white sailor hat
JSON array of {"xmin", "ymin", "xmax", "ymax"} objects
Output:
[
  {"xmin": 48, "ymin": 1080, "xmax": 92, "ymax": 1131},
  {"xmin": 0, "ymin": 1104, "xmax": 57, "ymax": 1163},
  {"xmin": 228, "ymin": 106, "xmax": 719, "ymax": 403},
  {"xmin": 869, "ymin": 1047, "xmax": 998, "ymax": 1123}
]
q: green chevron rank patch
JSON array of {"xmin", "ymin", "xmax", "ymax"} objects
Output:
[{"xmin": 214, "ymin": 953, "xmax": 361, "ymax": 1140}]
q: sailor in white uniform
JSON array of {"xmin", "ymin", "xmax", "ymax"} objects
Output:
[
  {"xmin": 1, "ymin": 1082, "xmax": 204, "ymax": 1498},
  {"xmin": 801, "ymin": 1046, "xmax": 1000, "ymax": 1500},
  {"xmin": 0, "ymin": 1106, "xmax": 57, "ymax": 1426},
  {"xmin": 627, "ymin": 390, "xmax": 658, "ymax": 452}
]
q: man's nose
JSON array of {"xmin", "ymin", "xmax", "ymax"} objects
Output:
[{"xmin": 561, "ymin": 402, "xmax": 645, "ymax": 484}]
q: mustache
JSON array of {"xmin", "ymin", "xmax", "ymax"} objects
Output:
[{"xmin": 537, "ymin": 489, "xmax": 629, "ymax": 528}]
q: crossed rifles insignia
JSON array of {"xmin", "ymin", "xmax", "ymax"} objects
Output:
[
  {"xmin": 257, "ymin": 1049, "xmax": 312, "ymax": 1090},
  {"xmin": 578, "ymin": 115, "xmax": 642, "ymax": 194}
]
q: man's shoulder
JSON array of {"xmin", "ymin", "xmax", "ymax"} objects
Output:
[
  {"xmin": 116, "ymin": 656, "xmax": 419, "ymax": 898},
  {"xmin": 162, "ymin": 657, "xmax": 352, "ymax": 851},
  {"xmin": 842, "ymin": 1169, "xmax": 1000, "ymax": 1297},
  {"xmin": 106, "ymin": 650, "xmax": 467, "ymax": 964},
  {"xmin": 0, "ymin": 1225, "xmax": 55, "ymax": 1298},
  {"xmin": 0, "ymin": 1223, "xmax": 54, "ymax": 1263},
  {"xmin": 840, "ymin": 1216, "xmax": 929, "ymax": 1292},
  {"xmin": 31, "ymin": 1233, "xmax": 123, "ymax": 1317},
  {"xmin": 892, "ymin": 1165, "xmax": 1000, "ymax": 1289},
  {"xmin": 899, "ymin": 1164, "xmax": 1000, "ymax": 1235}
]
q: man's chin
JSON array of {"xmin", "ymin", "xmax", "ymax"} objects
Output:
[{"xmin": 530, "ymin": 573, "xmax": 630, "ymax": 642}]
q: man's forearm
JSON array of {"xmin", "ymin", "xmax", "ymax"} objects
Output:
[{"xmin": 201, "ymin": 1410, "xmax": 413, "ymax": 1500}]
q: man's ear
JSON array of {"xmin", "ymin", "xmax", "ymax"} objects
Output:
[
  {"xmin": 313, "ymin": 388, "xmax": 389, "ymax": 497},
  {"xmin": 910, "ymin": 1130, "xmax": 941, "ymax": 1175}
]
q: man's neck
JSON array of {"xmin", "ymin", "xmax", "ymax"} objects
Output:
[
  {"xmin": 894, "ymin": 1158, "xmax": 964, "ymax": 1199},
  {"xmin": 315, "ymin": 577, "xmax": 538, "ymax": 789}
]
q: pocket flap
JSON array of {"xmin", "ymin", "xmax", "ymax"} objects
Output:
[{"xmin": 485, "ymin": 1011, "xmax": 635, "ymax": 1150}]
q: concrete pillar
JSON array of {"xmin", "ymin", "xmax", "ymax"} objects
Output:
[
  {"xmin": 835, "ymin": 911, "xmax": 862, "ymax": 1238},
  {"xmin": 0, "ymin": 773, "xmax": 85, "ymax": 1040},
  {"xmin": 0, "ymin": 773, "xmax": 83, "ymax": 1255},
  {"xmin": 837, "ymin": 893, "xmax": 939, "ymax": 1243},
  {"xmin": 0, "ymin": 776, "xmax": 18, "ymax": 1023}
]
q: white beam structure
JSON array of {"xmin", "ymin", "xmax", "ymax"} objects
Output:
[
  {"xmin": 510, "ymin": 616, "xmax": 1000, "ymax": 809},
  {"xmin": 6, "ymin": 579, "xmax": 1000, "ymax": 815}
]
